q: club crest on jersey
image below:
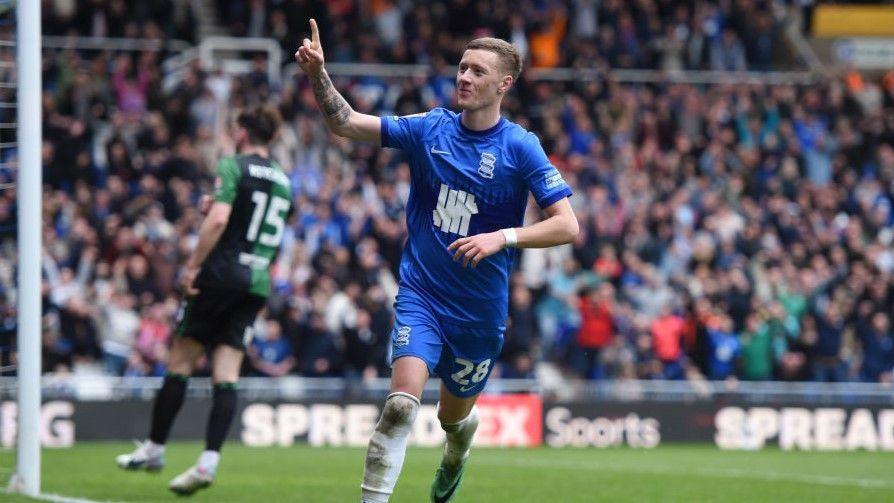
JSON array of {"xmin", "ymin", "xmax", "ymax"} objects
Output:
[
  {"xmin": 477, "ymin": 152, "xmax": 496, "ymax": 179},
  {"xmin": 394, "ymin": 326, "xmax": 411, "ymax": 347}
]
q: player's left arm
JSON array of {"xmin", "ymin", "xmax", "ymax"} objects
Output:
[
  {"xmin": 181, "ymin": 202, "xmax": 232, "ymax": 295},
  {"xmin": 448, "ymin": 197, "xmax": 578, "ymax": 268}
]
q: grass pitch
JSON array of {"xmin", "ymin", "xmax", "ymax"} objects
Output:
[{"xmin": 2, "ymin": 442, "xmax": 892, "ymax": 502}]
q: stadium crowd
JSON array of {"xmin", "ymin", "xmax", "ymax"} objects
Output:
[
  {"xmin": 1, "ymin": 1, "xmax": 893, "ymax": 384},
  {"xmin": 216, "ymin": 0, "xmax": 788, "ymax": 72}
]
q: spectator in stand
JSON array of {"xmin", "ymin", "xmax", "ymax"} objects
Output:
[
  {"xmin": 651, "ymin": 304, "xmax": 686, "ymax": 380},
  {"xmin": 501, "ymin": 285, "xmax": 540, "ymax": 379},
  {"xmin": 705, "ymin": 314, "xmax": 739, "ymax": 380},
  {"xmin": 248, "ymin": 318, "xmax": 296, "ymax": 378},
  {"xmin": 135, "ymin": 302, "xmax": 172, "ymax": 376},
  {"xmin": 575, "ymin": 283, "xmax": 614, "ymax": 379},
  {"xmin": 739, "ymin": 312, "xmax": 775, "ymax": 381},
  {"xmin": 342, "ymin": 307, "xmax": 384, "ymax": 380},
  {"xmin": 0, "ymin": 293, "xmax": 14, "ymax": 376},
  {"xmin": 857, "ymin": 312, "xmax": 894, "ymax": 383},
  {"xmin": 813, "ymin": 301, "xmax": 846, "ymax": 382},
  {"xmin": 94, "ymin": 291, "xmax": 141, "ymax": 376},
  {"xmin": 296, "ymin": 311, "xmax": 342, "ymax": 378},
  {"xmin": 710, "ymin": 28, "xmax": 747, "ymax": 72},
  {"xmin": 528, "ymin": 6, "xmax": 567, "ymax": 68}
]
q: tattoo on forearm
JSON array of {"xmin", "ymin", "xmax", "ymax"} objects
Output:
[{"xmin": 312, "ymin": 70, "xmax": 351, "ymax": 127}]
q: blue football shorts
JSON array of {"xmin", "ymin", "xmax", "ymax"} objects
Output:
[{"xmin": 389, "ymin": 285, "xmax": 504, "ymax": 398}]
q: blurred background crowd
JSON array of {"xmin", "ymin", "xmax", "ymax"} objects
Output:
[{"xmin": 1, "ymin": 0, "xmax": 892, "ymax": 385}]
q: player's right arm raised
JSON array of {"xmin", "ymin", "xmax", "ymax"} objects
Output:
[{"xmin": 295, "ymin": 19, "xmax": 381, "ymax": 144}]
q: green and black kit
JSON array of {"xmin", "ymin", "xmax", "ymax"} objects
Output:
[{"xmin": 177, "ymin": 153, "xmax": 292, "ymax": 349}]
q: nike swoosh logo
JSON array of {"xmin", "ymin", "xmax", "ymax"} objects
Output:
[
  {"xmin": 459, "ymin": 385, "xmax": 474, "ymax": 392},
  {"xmin": 430, "ymin": 146, "xmax": 450, "ymax": 155},
  {"xmin": 434, "ymin": 475, "xmax": 461, "ymax": 503}
]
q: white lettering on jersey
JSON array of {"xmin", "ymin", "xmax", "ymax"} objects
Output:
[
  {"xmin": 433, "ymin": 184, "xmax": 479, "ymax": 236},
  {"xmin": 477, "ymin": 152, "xmax": 496, "ymax": 179},
  {"xmin": 248, "ymin": 164, "xmax": 290, "ymax": 187}
]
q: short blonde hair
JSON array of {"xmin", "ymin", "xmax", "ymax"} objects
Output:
[{"xmin": 465, "ymin": 37, "xmax": 522, "ymax": 81}]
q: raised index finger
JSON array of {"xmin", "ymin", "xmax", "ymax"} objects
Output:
[{"xmin": 310, "ymin": 18, "xmax": 320, "ymax": 45}]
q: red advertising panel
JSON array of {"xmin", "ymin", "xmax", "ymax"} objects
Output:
[{"xmin": 474, "ymin": 394, "xmax": 543, "ymax": 447}]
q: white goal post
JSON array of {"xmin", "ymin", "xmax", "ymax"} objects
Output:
[{"xmin": 9, "ymin": 0, "xmax": 42, "ymax": 497}]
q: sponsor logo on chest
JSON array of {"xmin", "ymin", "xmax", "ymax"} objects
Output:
[{"xmin": 433, "ymin": 184, "xmax": 478, "ymax": 236}]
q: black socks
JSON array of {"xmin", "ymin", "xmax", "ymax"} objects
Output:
[
  {"xmin": 148, "ymin": 373, "xmax": 188, "ymax": 445},
  {"xmin": 205, "ymin": 382, "xmax": 237, "ymax": 452}
]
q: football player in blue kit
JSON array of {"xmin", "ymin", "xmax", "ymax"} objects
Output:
[{"xmin": 296, "ymin": 19, "xmax": 578, "ymax": 503}]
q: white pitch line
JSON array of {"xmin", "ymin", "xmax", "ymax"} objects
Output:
[
  {"xmin": 689, "ymin": 466, "xmax": 893, "ymax": 489},
  {"xmin": 483, "ymin": 457, "xmax": 894, "ymax": 489},
  {"xmin": 26, "ymin": 492, "xmax": 120, "ymax": 503}
]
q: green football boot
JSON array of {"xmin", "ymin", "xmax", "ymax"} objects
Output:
[{"xmin": 430, "ymin": 452, "xmax": 468, "ymax": 503}]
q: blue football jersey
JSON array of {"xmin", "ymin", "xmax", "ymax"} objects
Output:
[{"xmin": 380, "ymin": 108, "xmax": 573, "ymax": 328}]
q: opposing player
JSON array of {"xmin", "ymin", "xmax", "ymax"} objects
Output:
[
  {"xmin": 115, "ymin": 105, "xmax": 292, "ymax": 496},
  {"xmin": 297, "ymin": 19, "xmax": 578, "ymax": 503}
]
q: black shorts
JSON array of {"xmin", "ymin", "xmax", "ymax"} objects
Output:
[{"xmin": 174, "ymin": 289, "xmax": 267, "ymax": 350}]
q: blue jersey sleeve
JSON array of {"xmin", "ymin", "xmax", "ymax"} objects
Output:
[
  {"xmin": 516, "ymin": 132, "xmax": 573, "ymax": 208},
  {"xmin": 380, "ymin": 113, "xmax": 429, "ymax": 151}
]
